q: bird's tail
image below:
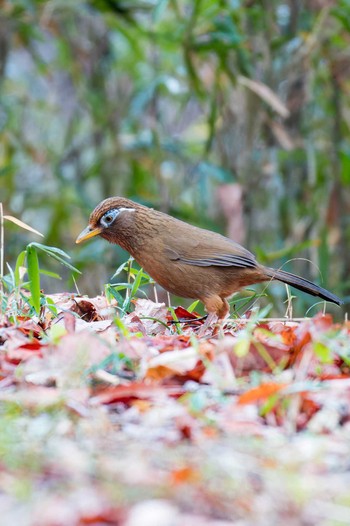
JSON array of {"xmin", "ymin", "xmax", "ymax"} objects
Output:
[{"xmin": 265, "ymin": 267, "xmax": 343, "ymax": 306}]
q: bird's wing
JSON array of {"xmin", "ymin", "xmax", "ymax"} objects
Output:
[{"xmin": 164, "ymin": 243, "xmax": 258, "ymax": 269}]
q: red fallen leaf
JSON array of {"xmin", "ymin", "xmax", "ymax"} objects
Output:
[
  {"xmin": 237, "ymin": 382, "xmax": 288, "ymax": 405},
  {"xmin": 5, "ymin": 344, "xmax": 44, "ymax": 364},
  {"xmin": 168, "ymin": 306, "xmax": 201, "ymax": 321},
  {"xmin": 79, "ymin": 507, "xmax": 125, "ymax": 525},
  {"xmin": 90, "ymin": 383, "xmax": 186, "ymax": 405},
  {"xmin": 18, "ymin": 340, "xmax": 42, "ymax": 351}
]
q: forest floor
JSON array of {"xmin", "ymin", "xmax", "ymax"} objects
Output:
[{"xmin": 0, "ymin": 293, "xmax": 350, "ymax": 526}]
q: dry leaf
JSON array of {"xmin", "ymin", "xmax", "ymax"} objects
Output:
[
  {"xmin": 3, "ymin": 215, "xmax": 44, "ymax": 237},
  {"xmin": 238, "ymin": 75, "xmax": 290, "ymax": 118}
]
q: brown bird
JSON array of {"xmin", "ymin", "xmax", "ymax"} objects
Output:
[{"xmin": 76, "ymin": 197, "xmax": 342, "ymax": 321}]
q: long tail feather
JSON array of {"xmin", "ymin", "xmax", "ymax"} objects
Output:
[{"xmin": 265, "ymin": 267, "xmax": 343, "ymax": 306}]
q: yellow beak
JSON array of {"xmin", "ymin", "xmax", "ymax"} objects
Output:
[{"xmin": 75, "ymin": 225, "xmax": 102, "ymax": 244}]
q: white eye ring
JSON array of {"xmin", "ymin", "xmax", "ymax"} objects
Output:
[
  {"xmin": 100, "ymin": 207, "xmax": 135, "ymax": 228},
  {"xmin": 100, "ymin": 209, "xmax": 119, "ymax": 228}
]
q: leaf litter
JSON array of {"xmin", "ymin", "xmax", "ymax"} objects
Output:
[{"xmin": 0, "ymin": 294, "xmax": 350, "ymax": 525}]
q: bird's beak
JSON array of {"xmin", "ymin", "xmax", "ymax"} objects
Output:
[{"xmin": 75, "ymin": 225, "xmax": 102, "ymax": 244}]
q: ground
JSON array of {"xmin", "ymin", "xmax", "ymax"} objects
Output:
[{"xmin": 0, "ymin": 294, "xmax": 349, "ymax": 526}]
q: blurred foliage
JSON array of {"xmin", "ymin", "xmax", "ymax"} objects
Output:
[{"xmin": 0, "ymin": 0, "xmax": 349, "ymax": 312}]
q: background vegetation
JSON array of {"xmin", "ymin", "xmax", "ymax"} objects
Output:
[{"xmin": 1, "ymin": 0, "xmax": 349, "ymax": 313}]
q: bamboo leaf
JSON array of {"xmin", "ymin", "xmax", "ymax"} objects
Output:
[
  {"xmin": 3, "ymin": 215, "xmax": 44, "ymax": 237},
  {"xmin": 30, "ymin": 242, "xmax": 72, "ymax": 259},
  {"xmin": 28, "ymin": 243, "xmax": 81, "ymax": 274}
]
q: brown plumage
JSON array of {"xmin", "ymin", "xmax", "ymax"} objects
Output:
[{"xmin": 76, "ymin": 197, "xmax": 342, "ymax": 319}]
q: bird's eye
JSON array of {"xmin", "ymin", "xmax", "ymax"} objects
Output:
[{"xmin": 100, "ymin": 209, "xmax": 119, "ymax": 228}]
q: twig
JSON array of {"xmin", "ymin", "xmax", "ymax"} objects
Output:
[{"xmin": 284, "ymin": 284, "xmax": 293, "ymax": 319}]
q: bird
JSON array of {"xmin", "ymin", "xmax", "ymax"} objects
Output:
[{"xmin": 76, "ymin": 197, "xmax": 342, "ymax": 323}]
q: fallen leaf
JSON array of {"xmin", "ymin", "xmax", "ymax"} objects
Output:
[{"xmin": 237, "ymin": 382, "xmax": 288, "ymax": 405}]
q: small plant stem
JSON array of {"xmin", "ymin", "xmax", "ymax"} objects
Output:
[
  {"xmin": 153, "ymin": 283, "xmax": 158, "ymax": 303},
  {"xmin": 126, "ymin": 258, "xmax": 132, "ymax": 304},
  {"xmin": 72, "ymin": 274, "xmax": 81, "ymax": 296}
]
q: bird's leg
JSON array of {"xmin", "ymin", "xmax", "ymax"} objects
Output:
[{"xmin": 198, "ymin": 296, "xmax": 230, "ymax": 336}]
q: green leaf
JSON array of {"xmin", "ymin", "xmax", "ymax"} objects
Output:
[
  {"xmin": 111, "ymin": 260, "xmax": 129, "ymax": 279},
  {"xmin": 29, "ymin": 242, "xmax": 71, "ymax": 259},
  {"xmin": 105, "ymin": 284, "xmax": 125, "ymax": 305},
  {"xmin": 313, "ymin": 341, "xmax": 332, "ymax": 363},
  {"xmin": 187, "ymin": 300, "xmax": 199, "ymax": 313},
  {"xmin": 39, "ymin": 269, "xmax": 61, "ymax": 279},
  {"xmin": 26, "ymin": 246, "xmax": 41, "ymax": 313},
  {"xmin": 130, "ymin": 267, "xmax": 144, "ymax": 297}
]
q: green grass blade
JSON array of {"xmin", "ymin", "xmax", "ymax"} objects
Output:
[{"xmin": 26, "ymin": 246, "xmax": 41, "ymax": 313}]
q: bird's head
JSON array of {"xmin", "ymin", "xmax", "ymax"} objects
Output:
[{"xmin": 75, "ymin": 197, "xmax": 139, "ymax": 245}]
